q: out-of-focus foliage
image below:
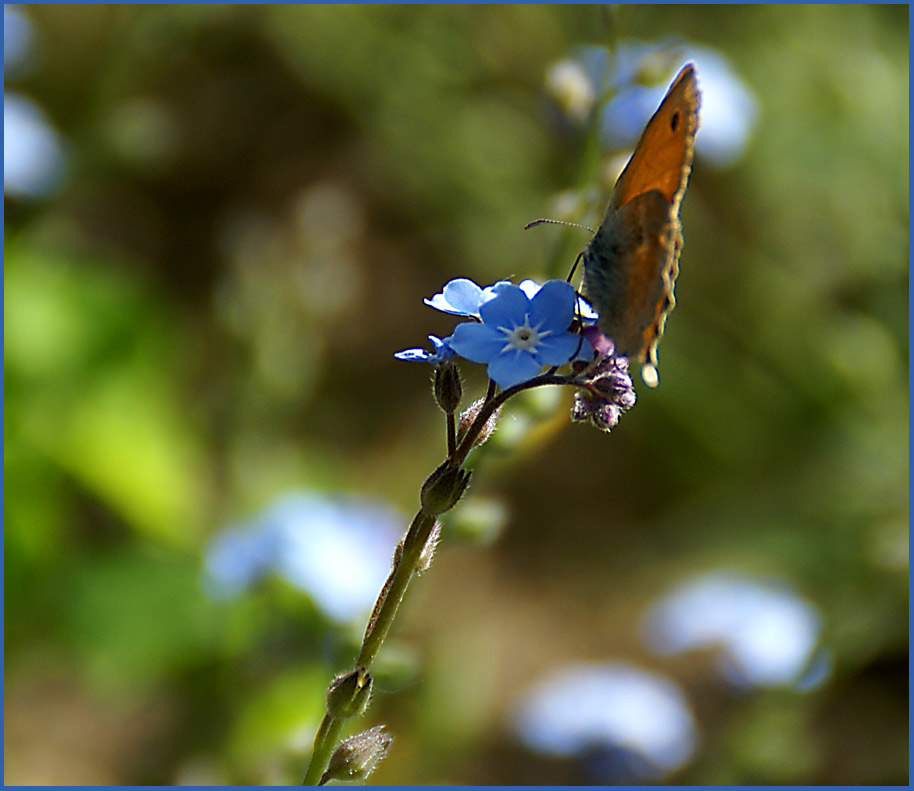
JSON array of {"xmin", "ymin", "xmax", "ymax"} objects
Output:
[{"xmin": 4, "ymin": 4, "xmax": 907, "ymax": 785}]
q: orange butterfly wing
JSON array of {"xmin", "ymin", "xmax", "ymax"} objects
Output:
[
  {"xmin": 609, "ymin": 64, "xmax": 699, "ymax": 212},
  {"xmin": 582, "ymin": 63, "xmax": 700, "ymax": 387}
]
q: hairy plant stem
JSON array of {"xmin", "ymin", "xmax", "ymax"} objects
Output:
[
  {"xmin": 451, "ymin": 373, "xmax": 566, "ymax": 465},
  {"xmin": 302, "ymin": 371, "xmax": 572, "ymax": 784},
  {"xmin": 357, "ymin": 509, "xmax": 438, "ymax": 669},
  {"xmin": 446, "ymin": 412, "xmax": 456, "ymax": 456}
]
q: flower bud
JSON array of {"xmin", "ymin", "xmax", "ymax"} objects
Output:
[
  {"xmin": 420, "ymin": 461, "xmax": 472, "ymax": 517},
  {"xmin": 592, "ymin": 370, "xmax": 633, "ymax": 397},
  {"xmin": 570, "ymin": 334, "xmax": 637, "ymax": 433},
  {"xmin": 616, "ymin": 386, "xmax": 636, "ymax": 410},
  {"xmin": 570, "ymin": 391, "xmax": 591, "ymax": 423},
  {"xmin": 594, "ymin": 401, "xmax": 622, "ymax": 431},
  {"xmin": 321, "ymin": 725, "xmax": 392, "ymax": 785},
  {"xmin": 326, "ymin": 667, "xmax": 372, "ymax": 720},
  {"xmin": 434, "ymin": 360, "xmax": 463, "ymax": 414},
  {"xmin": 457, "ymin": 398, "xmax": 501, "ymax": 448}
]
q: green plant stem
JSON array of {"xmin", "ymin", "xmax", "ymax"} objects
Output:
[
  {"xmin": 357, "ymin": 509, "xmax": 438, "ymax": 668},
  {"xmin": 302, "ymin": 371, "xmax": 572, "ymax": 784},
  {"xmin": 302, "ymin": 714, "xmax": 346, "ymax": 785},
  {"xmin": 446, "ymin": 412, "xmax": 456, "ymax": 456},
  {"xmin": 302, "ymin": 507, "xmax": 438, "ymax": 784}
]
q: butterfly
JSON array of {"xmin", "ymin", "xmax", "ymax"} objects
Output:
[{"xmin": 581, "ymin": 63, "xmax": 700, "ymax": 387}]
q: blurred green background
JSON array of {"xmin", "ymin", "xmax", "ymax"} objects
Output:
[{"xmin": 4, "ymin": 4, "xmax": 908, "ymax": 785}]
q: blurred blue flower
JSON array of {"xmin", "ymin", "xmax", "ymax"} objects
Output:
[
  {"xmin": 4, "ymin": 8, "xmax": 64, "ymax": 199},
  {"xmin": 570, "ymin": 41, "xmax": 759, "ymax": 168},
  {"xmin": 394, "ymin": 334, "xmax": 455, "ymax": 364},
  {"xmin": 204, "ymin": 520, "xmax": 286, "ymax": 596},
  {"xmin": 203, "ymin": 492, "xmax": 403, "ymax": 623},
  {"xmin": 4, "ymin": 93, "xmax": 66, "ymax": 199},
  {"xmin": 4, "ymin": 5, "xmax": 35, "ymax": 77},
  {"xmin": 641, "ymin": 571, "xmax": 826, "ymax": 689},
  {"xmin": 449, "ymin": 280, "xmax": 587, "ymax": 389},
  {"xmin": 509, "ymin": 661, "xmax": 697, "ymax": 783}
]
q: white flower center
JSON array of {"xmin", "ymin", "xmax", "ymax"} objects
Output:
[{"xmin": 499, "ymin": 315, "xmax": 550, "ymax": 353}]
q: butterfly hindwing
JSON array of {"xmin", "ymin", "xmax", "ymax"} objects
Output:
[{"xmin": 583, "ymin": 190, "xmax": 678, "ymax": 362}]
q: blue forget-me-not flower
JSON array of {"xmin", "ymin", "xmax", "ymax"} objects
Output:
[
  {"xmin": 449, "ymin": 279, "xmax": 588, "ymax": 389},
  {"xmin": 397, "ymin": 278, "xmax": 590, "ymax": 390},
  {"xmin": 641, "ymin": 570, "xmax": 827, "ymax": 690}
]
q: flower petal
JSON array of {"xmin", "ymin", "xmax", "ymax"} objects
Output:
[
  {"xmin": 535, "ymin": 332, "xmax": 589, "ymax": 366},
  {"xmin": 450, "ymin": 321, "xmax": 506, "ymax": 363},
  {"xmin": 529, "ymin": 280, "xmax": 577, "ymax": 332},
  {"xmin": 393, "ymin": 334, "xmax": 454, "ymax": 364},
  {"xmin": 481, "ymin": 279, "xmax": 516, "ymax": 304},
  {"xmin": 487, "ymin": 349, "xmax": 544, "ymax": 389},
  {"xmin": 518, "ymin": 279, "xmax": 543, "ymax": 299},
  {"xmin": 394, "ymin": 347, "xmax": 433, "ymax": 361},
  {"xmin": 576, "ymin": 293, "xmax": 599, "ymax": 323},
  {"xmin": 479, "ymin": 283, "xmax": 531, "ymax": 326},
  {"xmin": 424, "ymin": 278, "xmax": 485, "ymax": 316}
]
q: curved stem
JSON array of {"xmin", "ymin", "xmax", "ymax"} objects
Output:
[
  {"xmin": 451, "ymin": 373, "xmax": 568, "ymax": 466},
  {"xmin": 302, "ymin": 370, "xmax": 575, "ymax": 784}
]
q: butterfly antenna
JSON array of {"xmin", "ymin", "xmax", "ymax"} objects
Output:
[
  {"xmin": 524, "ymin": 219, "xmax": 593, "ymax": 315},
  {"xmin": 524, "ymin": 218, "xmax": 595, "ymax": 233},
  {"xmin": 524, "ymin": 219, "xmax": 593, "ymax": 283}
]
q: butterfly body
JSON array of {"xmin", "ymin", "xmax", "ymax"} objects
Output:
[{"xmin": 582, "ymin": 63, "xmax": 699, "ymax": 387}]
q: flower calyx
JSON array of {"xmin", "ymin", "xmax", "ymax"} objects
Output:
[
  {"xmin": 321, "ymin": 725, "xmax": 392, "ymax": 785},
  {"xmin": 326, "ymin": 666, "xmax": 373, "ymax": 720},
  {"xmin": 434, "ymin": 360, "xmax": 463, "ymax": 414},
  {"xmin": 420, "ymin": 461, "xmax": 472, "ymax": 517}
]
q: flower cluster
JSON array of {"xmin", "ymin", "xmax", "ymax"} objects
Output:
[
  {"xmin": 396, "ymin": 278, "xmax": 593, "ymax": 390},
  {"xmin": 569, "ymin": 327, "xmax": 637, "ymax": 432}
]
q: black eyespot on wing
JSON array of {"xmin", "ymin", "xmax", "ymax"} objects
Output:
[{"xmin": 670, "ymin": 111, "xmax": 680, "ymax": 132}]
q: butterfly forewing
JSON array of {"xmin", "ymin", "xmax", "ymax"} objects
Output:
[{"xmin": 609, "ymin": 64, "xmax": 699, "ymax": 211}]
